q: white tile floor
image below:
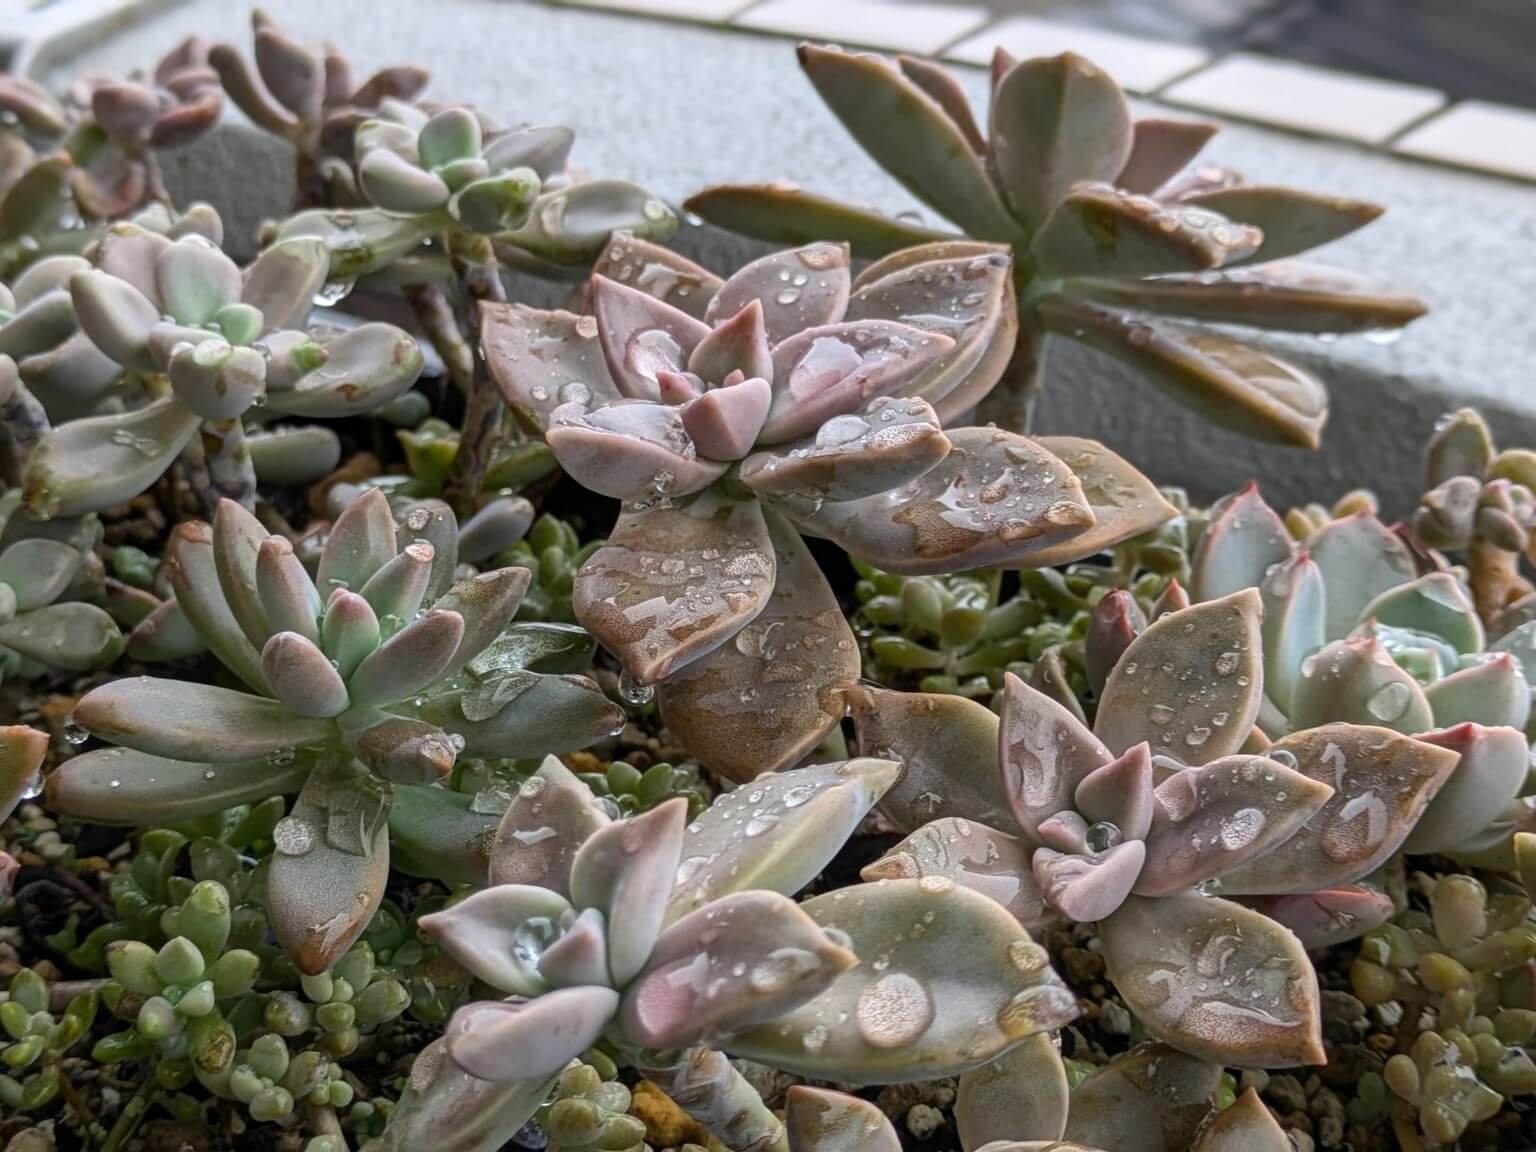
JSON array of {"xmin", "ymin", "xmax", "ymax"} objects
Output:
[
  {"xmin": 946, "ymin": 14, "xmax": 1208, "ymax": 94},
  {"xmin": 550, "ymin": 0, "xmax": 754, "ymax": 20},
  {"xmin": 734, "ymin": 0, "xmax": 990, "ymax": 55},
  {"xmin": 1393, "ymin": 100, "xmax": 1536, "ymax": 183}
]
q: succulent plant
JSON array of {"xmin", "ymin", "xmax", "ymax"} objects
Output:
[
  {"xmin": 854, "ymin": 591, "xmax": 1466, "ymax": 1066},
  {"xmin": 45, "ymin": 486, "xmax": 620, "ymax": 972},
  {"xmin": 487, "ymin": 236, "xmax": 1178, "ymax": 775},
  {"xmin": 493, "ymin": 512, "xmax": 599, "ymax": 625},
  {"xmin": 20, "ymin": 214, "xmax": 423, "ymax": 516},
  {"xmin": 0, "ymin": 967, "xmax": 99, "ymax": 1114},
  {"xmin": 688, "ymin": 45, "xmax": 1426, "ymax": 439},
  {"xmin": 0, "ymin": 725, "xmax": 48, "ymax": 903},
  {"xmin": 540, "ymin": 1059, "xmax": 646, "ymax": 1152}
]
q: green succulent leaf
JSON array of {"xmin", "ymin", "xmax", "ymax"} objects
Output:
[
  {"xmin": 1032, "ymin": 185, "xmax": 1260, "ymax": 279},
  {"xmin": 23, "ymin": 397, "xmax": 202, "ymax": 518},
  {"xmin": 1180, "ymin": 185, "xmax": 1382, "ymax": 264},
  {"xmin": 1062, "ymin": 1043, "xmax": 1221, "ymax": 1151},
  {"xmin": 45, "ymin": 746, "xmax": 313, "ymax": 823},
  {"xmin": 683, "ymin": 184, "xmax": 953, "ymax": 260}
]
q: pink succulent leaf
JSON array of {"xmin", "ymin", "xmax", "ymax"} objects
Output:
[
  {"xmin": 418, "ymin": 884, "xmax": 573, "ymax": 996},
  {"xmin": 481, "ymin": 304, "xmax": 621, "ymax": 429},
  {"xmin": 620, "ymin": 890, "xmax": 854, "ymax": 1048},
  {"xmin": 655, "ymin": 513, "xmax": 861, "ymax": 783},
  {"xmin": 679, "ymin": 376, "xmax": 772, "ymax": 462},
  {"xmin": 657, "ymin": 370, "xmax": 705, "ymax": 404},
  {"xmin": 1085, "ymin": 590, "xmax": 1145, "ymax": 698},
  {"xmin": 1034, "ymin": 841, "xmax": 1145, "ymax": 922},
  {"xmin": 955, "ymin": 1034, "xmax": 1069, "ymax": 1150},
  {"xmin": 740, "ymin": 396, "xmax": 949, "ymax": 503},
  {"xmin": 1288, "ymin": 634, "xmax": 1433, "ymax": 734},
  {"xmin": 688, "ymin": 298, "xmax": 774, "ymax": 385},
  {"xmin": 844, "ymin": 243, "xmax": 1015, "ymax": 421},
  {"xmin": 546, "ymin": 398, "xmax": 729, "ymax": 500},
  {"xmin": 786, "ymin": 1086, "xmax": 903, "ymax": 1152},
  {"xmin": 0, "ymin": 726, "xmax": 49, "ymax": 827},
  {"xmin": 256, "ymin": 535, "xmax": 321, "ymax": 645},
  {"xmin": 1074, "ymin": 742, "xmax": 1156, "ymax": 841},
  {"xmin": 1302, "ymin": 512, "xmax": 1416, "ymax": 641},
  {"xmin": 758, "ymin": 320, "xmax": 955, "ymax": 446},
  {"xmin": 784, "ymin": 428, "xmax": 1095, "ymax": 575},
  {"xmin": 1218, "ymin": 724, "xmax": 1460, "ymax": 895},
  {"xmin": 592, "ymin": 232, "xmax": 722, "ymax": 321},
  {"xmin": 165, "ymin": 520, "xmax": 266, "ymax": 692},
  {"xmin": 1191, "ymin": 1086, "xmax": 1296, "ymax": 1152},
  {"xmin": 1000, "ymin": 671, "xmax": 1112, "ymax": 839},
  {"xmin": 1402, "ymin": 723, "xmax": 1529, "ymax": 855},
  {"xmin": 1115, "ymin": 117, "xmax": 1219, "ymax": 194},
  {"xmin": 446, "ymin": 987, "xmax": 620, "ymax": 1083},
  {"xmin": 896, "ymin": 55, "xmax": 987, "ymax": 152},
  {"xmin": 91, "ymin": 223, "xmax": 170, "ymax": 306},
  {"xmin": 261, "ymin": 323, "xmax": 422, "ymax": 419},
  {"xmin": 535, "ymin": 908, "xmax": 610, "ymax": 989},
  {"xmin": 370, "ymin": 1036, "xmax": 555, "ymax": 1152},
  {"xmin": 1245, "ymin": 886, "xmax": 1395, "ymax": 950},
  {"xmin": 348, "ymin": 608, "xmax": 465, "ymax": 708},
  {"xmin": 1136, "ymin": 754, "xmax": 1334, "ymax": 897},
  {"xmin": 705, "ymin": 243, "xmax": 851, "ymax": 347},
  {"xmin": 591, "ymin": 274, "xmax": 711, "ymax": 401},
  {"xmin": 344, "ymin": 715, "xmax": 458, "ymax": 784},
  {"xmin": 317, "ymin": 487, "xmax": 397, "ymax": 595},
  {"xmin": 862, "ymin": 817, "xmax": 1053, "ymax": 930},
  {"xmin": 433, "ymin": 567, "xmax": 534, "ymax": 673},
  {"xmin": 261, "ymin": 631, "xmax": 349, "ymax": 717},
  {"xmin": 1178, "ymin": 184, "xmax": 1383, "ymax": 265},
  {"xmin": 1425, "ymin": 654, "xmax": 1531, "ymax": 730},
  {"xmin": 489, "ymin": 756, "xmax": 610, "ymax": 897},
  {"xmin": 572, "ymin": 489, "xmax": 775, "ymax": 686},
  {"xmin": 1100, "ymin": 893, "xmax": 1325, "ymax": 1068},
  {"xmin": 1094, "ymin": 590, "xmax": 1264, "ymax": 766},
  {"xmin": 988, "ymin": 53, "xmax": 1131, "ymax": 233},
  {"xmin": 569, "ymin": 799, "xmax": 689, "ymax": 986},
  {"xmin": 1065, "ymin": 1043, "xmax": 1222, "ymax": 1151},
  {"xmin": 848, "ymin": 684, "xmax": 1016, "ymax": 833},
  {"xmin": 1191, "ymin": 483, "xmax": 1293, "ymax": 604},
  {"xmin": 70, "ymin": 269, "xmax": 161, "ymax": 372},
  {"xmin": 1035, "ymin": 810, "xmax": 1090, "ymax": 854},
  {"xmin": 1259, "ymin": 550, "xmax": 1325, "ymax": 716},
  {"xmin": 1154, "ymin": 579, "xmax": 1192, "ymax": 620}
]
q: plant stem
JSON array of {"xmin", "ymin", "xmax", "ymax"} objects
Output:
[
  {"xmin": 407, "ymin": 283, "xmax": 476, "ymax": 398},
  {"xmin": 197, "ymin": 418, "xmax": 257, "ymax": 514},
  {"xmin": 443, "ymin": 236, "xmax": 508, "ymax": 519},
  {"xmin": 102, "ymin": 1073, "xmax": 157, "ymax": 1152},
  {"xmin": 976, "ymin": 313, "xmax": 1043, "ymax": 434},
  {"xmin": 47, "ymin": 1051, "xmax": 99, "ymax": 1142}
]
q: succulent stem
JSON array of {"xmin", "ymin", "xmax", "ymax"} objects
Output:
[
  {"xmin": 443, "ymin": 239, "xmax": 507, "ymax": 518},
  {"xmin": 101, "ymin": 1072, "xmax": 158, "ymax": 1152},
  {"xmin": 407, "ymin": 282, "xmax": 475, "ymax": 397},
  {"xmin": 975, "ymin": 314, "xmax": 1043, "ymax": 434},
  {"xmin": 198, "ymin": 417, "xmax": 257, "ymax": 514}
]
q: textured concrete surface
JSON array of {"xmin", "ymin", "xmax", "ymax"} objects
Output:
[{"xmin": 46, "ymin": 0, "xmax": 1536, "ymax": 514}]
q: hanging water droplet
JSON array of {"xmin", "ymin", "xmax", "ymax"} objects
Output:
[
  {"xmin": 314, "ymin": 279, "xmax": 356, "ymax": 306},
  {"xmin": 63, "ymin": 719, "xmax": 89, "ymax": 745},
  {"xmin": 20, "ymin": 768, "xmax": 44, "ymax": 799},
  {"xmin": 617, "ymin": 668, "xmax": 654, "ymax": 707}
]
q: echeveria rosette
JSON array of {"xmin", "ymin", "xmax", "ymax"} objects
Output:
[
  {"xmin": 686, "ymin": 45, "xmax": 1426, "ymax": 444},
  {"xmin": 21, "ymin": 221, "xmax": 422, "ymax": 517},
  {"xmin": 46, "ymin": 487, "xmax": 620, "ymax": 973}
]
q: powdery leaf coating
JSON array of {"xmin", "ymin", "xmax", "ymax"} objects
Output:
[
  {"xmin": 572, "ymin": 489, "xmax": 775, "ymax": 686},
  {"xmin": 1360, "ymin": 571, "xmax": 1484, "ymax": 655},
  {"xmin": 1094, "ymin": 590, "xmax": 1264, "ymax": 766},
  {"xmin": 863, "ymin": 817, "xmax": 1051, "ymax": 930},
  {"xmin": 666, "ymin": 759, "xmax": 897, "ymax": 924},
  {"xmin": 956, "ymin": 1033, "xmax": 1069, "ymax": 1150},
  {"xmin": 1303, "ymin": 513, "xmax": 1416, "ymax": 641},
  {"xmin": 1191, "ymin": 484, "xmax": 1292, "ymax": 605},
  {"xmin": 1246, "ymin": 886, "xmax": 1395, "ymax": 950},
  {"xmin": 46, "ymin": 746, "xmax": 314, "ymax": 824},
  {"xmin": 481, "ymin": 304, "xmax": 621, "ymax": 428},
  {"xmin": 847, "ymin": 685, "xmax": 1016, "ymax": 832},
  {"xmin": 446, "ymin": 987, "xmax": 619, "ymax": 1083},
  {"xmin": 1288, "ymin": 635, "xmax": 1433, "ymax": 735},
  {"xmin": 1100, "ymin": 893, "xmax": 1324, "ymax": 1068},
  {"xmin": 1190, "ymin": 1086, "xmax": 1291, "ymax": 1152},
  {"xmin": 371, "ymin": 1038, "xmax": 553, "ymax": 1152},
  {"xmin": 1063, "ymin": 1042, "xmax": 1220, "ymax": 1152},
  {"xmin": 591, "ymin": 233, "xmax": 723, "ymax": 320},
  {"xmin": 657, "ymin": 512, "xmax": 859, "ymax": 781},
  {"xmin": 785, "ymin": 1086, "xmax": 902, "ymax": 1152},
  {"xmin": 1401, "ymin": 723, "xmax": 1529, "ymax": 855},
  {"xmin": 488, "ymin": 756, "xmax": 609, "ymax": 896},
  {"xmin": 789, "ymin": 428, "xmax": 1095, "ymax": 575},
  {"xmin": 1425, "ymin": 653, "xmax": 1531, "ymax": 730},
  {"xmin": 727, "ymin": 878, "xmax": 1078, "ymax": 1084},
  {"xmin": 1217, "ymin": 724, "xmax": 1460, "ymax": 894}
]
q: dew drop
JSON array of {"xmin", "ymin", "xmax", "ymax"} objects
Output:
[
  {"xmin": 856, "ymin": 972, "xmax": 932, "ymax": 1048},
  {"xmin": 273, "ymin": 816, "xmax": 316, "ymax": 856}
]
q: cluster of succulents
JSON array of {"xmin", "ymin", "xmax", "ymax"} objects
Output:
[{"xmin": 0, "ymin": 966, "xmax": 98, "ymax": 1114}]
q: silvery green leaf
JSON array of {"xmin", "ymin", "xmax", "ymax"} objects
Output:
[
  {"xmin": 395, "ymin": 498, "xmax": 460, "ymax": 602},
  {"xmin": 271, "ymin": 207, "xmax": 434, "ymax": 280},
  {"xmin": 483, "ymin": 125, "xmax": 574, "ymax": 181},
  {"xmin": 348, "ymin": 608, "xmax": 464, "ymax": 707},
  {"xmin": 727, "ymin": 879, "xmax": 1077, "ymax": 1083},
  {"xmin": 23, "ymin": 397, "xmax": 201, "ymax": 518},
  {"xmin": 1062, "ymin": 1043, "xmax": 1220, "ymax": 1152},
  {"xmin": 0, "ymin": 602, "xmax": 123, "ymax": 671},
  {"xmin": 666, "ymin": 759, "xmax": 898, "ymax": 924},
  {"xmin": 389, "ymin": 784, "xmax": 498, "ymax": 886},
  {"xmin": 955, "ymin": 1034, "xmax": 1069, "ymax": 1149},
  {"xmin": 1425, "ymin": 654, "xmax": 1530, "ymax": 730},
  {"xmin": 1302, "ymin": 512, "xmax": 1415, "ymax": 641},
  {"xmin": 1032, "ymin": 187, "xmax": 1260, "ymax": 279},
  {"xmin": 264, "ymin": 323, "xmax": 423, "ymax": 418},
  {"xmin": 371, "ymin": 1038, "xmax": 553, "ymax": 1152},
  {"xmin": 432, "ymin": 567, "xmax": 531, "ymax": 672},
  {"xmin": 502, "ymin": 181, "xmax": 676, "ymax": 265},
  {"xmin": 0, "ymin": 538, "xmax": 80, "ymax": 610},
  {"xmin": 46, "ymin": 746, "xmax": 314, "ymax": 824},
  {"xmin": 0, "ymin": 289, "xmax": 77, "ymax": 359},
  {"xmin": 360, "ymin": 144, "xmax": 451, "ymax": 213},
  {"xmin": 247, "ymin": 425, "xmax": 343, "ymax": 486},
  {"xmin": 863, "ymin": 818, "xmax": 1051, "ymax": 930},
  {"xmin": 1181, "ymin": 185, "xmax": 1382, "ymax": 264},
  {"xmin": 1288, "ymin": 634, "xmax": 1433, "ymax": 734},
  {"xmin": 418, "ymin": 884, "xmax": 571, "ymax": 997},
  {"xmin": 1359, "ymin": 572, "xmax": 1483, "ymax": 655},
  {"xmin": 18, "ymin": 333, "xmax": 122, "ymax": 425},
  {"xmin": 70, "ymin": 269, "xmax": 160, "ymax": 372},
  {"xmin": 1402, "ymin": 723, "xmax": 1529, "ymax": 855},
  {"xmin": 1191, "ymin": 484, "xmax": 1292, "ymax": 604},
  {"xmin": 243, "ymin": 237, "xmax": 329, "ymax": 332},
  {"xmin": 256, "ymin": 535, "xmax": 321, "ymax": 644},
  {"xmin": 683, "ymin": 183, "xmax": 952, "ymax": 261},
  {"xmin": 169, "ymin": 520, "xmax": 267, "ymax": 690},
  {"xmin": 404, "ymin": 673, "xmax": 620, "ymax": 759},
  {"xmin": 1259, "ymin": 551, "xmax": 1325, "ymax": 716},
  {"xmin": 318, "ymin": 487, "xmax": 397, "ymax": 594},
  {"xmin": 466, "ymin": 622, "xmax": 595, "ymax": 676},
  {"xmin": 360, "ymin": 539, "xmax": 434, "ymax": 621},
  {"xmin": 155, "ymin": 237, "xmax": 242, "ymax": 326},
  {"xmin": 459, "ymin": 498, "xmax": 534, "ymax": 564}
]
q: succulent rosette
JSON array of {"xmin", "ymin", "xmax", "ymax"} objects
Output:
[
  {"xmin": 854, "ymin": 590, "xmax": 1462, "ymax": 1067},
  {"xmin": 46, "ymin": 487, "xmax": 621, "ymax": 973},
  {"xmin": 689, "ymin": 44, "xmax": 1427, "ymax": 443},
  {"xmin": 486, "ymin": 235, "xmax": 1179, "ymax": 777},
  {"xmin": 20, "ymin": 216, "xmax": 423, "ymax": 517}
]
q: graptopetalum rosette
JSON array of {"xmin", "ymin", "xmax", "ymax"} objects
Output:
[
  {"xmin": 372, "ymin": 756, "xmax": 1078, "ymax": 1152},
  {"xmin": 853, "ymin": 590, "xmax": 1462, "ymax": 1067},
  {"xmin": 484, "ymin": 236, "xmax": 1177, "ymax": 778}
]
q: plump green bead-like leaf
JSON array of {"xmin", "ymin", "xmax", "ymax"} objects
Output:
[
  {"xmin": 988, "ymin": 53, "xmax": 1130, "ymax": 234},
  {"xmin": 683, "ymin": 184, "xmax": 952, "ymax": 260},
  {"xmin": 728, "ymin": 879, "xmax": 1078, "ymax": 1083},
  {"xmin": 666, "ymin": 759, "xmax": 898, "ymax": 924},
  {"xmin": 1425, "ymin": 653, "xmax": 1530, "ymax": 730},
  {"xmin": 1402, "ymin": 723, "xmax": 1529, "ymax": 855},
  {"xmin": 1191, "ymin": 484, "xmax": 1291, "ymax": 605},
  {"xmin": 573, "ymin": 490, "xmax": 774, "ymax": 687},
  {"xmin": 489, "ymin": 757, "xmax": 608, "ymax": 896},
  {"xmin": 1289, "ymin": 634, "xmax": 1433, "ymax": 734},
  {"xmin": 74, "ymin": 677, "xmax": 332, "ymax": 763},
  {"xmin": 1303, "ymin": 513, "xmax": 1415, "ymax": 641},
  {"xmin": 418, "ymin": 885, "xmax": 571, "ymax": 997},
  {"xmin": 847, "ymin": 684, "xmax": 1015, "ymax": 832},
  {"xmin": 447, "ymin": 988, "xmax": 619, "ymax": 1084},
  {"xmin": 622, "ymin": 890, "xmax": 855, "ymax": 1048},
  {"xmin": 956, "ymin": 1033, "xmax": 1069, "ymax": 1150},
  {"xmin": 0, "ymin": 725, "xmax": 47, "ymax": 826},
  {"xmin": 1219, "ymin": 724, "xmax": 1460, "ymax": 894},
  {"xmin": 786, "ymin": 1086, "xmax": 902, "ymax": 1152},
  {"xmin": 1038, "ymin": 297, "xmax": 1328, "ymax": 449},
  {"xmin": 1095, "ymin": 590, "xmax": 1263, "ymax": 765},
  {"xmin": 1062, "ymin": 1043, "xmax": 1220, "ymax": 1152},
  {"xmin": 1032, "ymin": 186, "xmax": 1260, "ymax": 280},
  {"xmin": 371, "ymin": 1039, "xmax": 554, "ymax": 1152},
  {"xmin": 863, "ymin": 817, "xmax": 1051, "ymax": 930},
  {"xmin": 656, "ymin": 512, "xmax": 860, "ymax": 781},
  {"xmin": 46, "ymin": 746, "xmax": 313, "ymax": 823},
  {"xmin": 1181, "ymin": 185, "xmax": 1381, "ymax": 264},
  {"xmin": 1101, "ymin": 893, "xmax": 1324, "ymax": 1067},
  {"xmin": 800, "ymin": 45, "xmax": 1020, "ymax": 240},
  {"xmin": 23, "ymin": 397, "xmax": 201, "ymax": 518}
]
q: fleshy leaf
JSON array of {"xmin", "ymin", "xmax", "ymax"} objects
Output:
[
  {"xmin": 1032, "ymin": 185, "xmax": 1260, "ymax": 279},
  {"xmin": 1116, "ymin": 118, "xmax": 1218, "ymax": 194},
  {"xmin": 243, "ymin": 237, "xmax": 329, "ymax": 331},
  {"xmin": 1402, "ymin": 724, "xmax": 1529, "ymax": 855},
  {"xmin": 46, "ymin": 746, "xmax": 312, "ymax": 824},
  {"xmin": 847, "ymin": 685, "xmax": 1015, "ymax": 832},
  {"xmin": 23, "ymin": 398, "xmax": 201, "ymax": 518},
  {"xmin": 1191, "ymin": 484, "xmax": 1292, "ymax": 604},
  {"xmin": 264, "ymin": 323, "xmax": 423, "ymax": 418},
  {"xmin": 1359, "ymin": 572, "xmax": 1483, "ymax": 654},
  {"xmin": 418, "ymin": 885, "xmax": 572, "ymax": 997},
  {"xmin": 482, "ymin": 304, "xmax": 621, "ymax": 428},
  {"xmin": 591, "ymin": 232, "xmax": 721, "ymax": 320},
  {"xmin": 678, "ymin": 376, "xmax": 773, "ymax": 462},
  {"xmin": 621, "ymin": 890, "xmax": 854, "ymax": 1047},
  {"xmin": 447, "ymin": 988, "xmax": 619, "ymax": 1084},
  {"xmin": 1094, "ymin": 590, "xmax": 1263, "ymax": 765},
  {"xmin": 1100, "ymin": 892, "xmax": 1324, "ymax": 1067},
  {"xmin": 666, "ymin": 759, "xmax": 898, "ymax": 923},
  {"xmin": 1063, "ymin": 1043, "xmax": 1221, "ymax": 1152},
  {"xmin": 261, "ymin": 631, "xmax": 349, "ymax": 717},
  {"xmin": 70, "ymin": 269, "xmax": 160, "ymax": 371},
  {"xmin": 404, "ymin": 674, "xmax": 620, "ymax": 759},
  {"xmin": 1136, "ymin": 754, "xmax": 1334, "ymax": 896},
  {"xmin": 537, "ymin": 908, "xmax": 609, "ymax": 989},
  {"xmin": 786, "ymin": 427, "xmax": 1094, "ymax": 575},
  {"xmin": 683, "ymin": 184, "xmax": 952, "ymax": 261},
  {"xmin": 591, "ymin": 275, "xmax": 710, "ymax": 401},
  {"xmin": 1288, "ymin": 634, "xmax": 1433, "ymax": 734},
  {"xmin": 0, "ymin": 602, "xmax": 123, "ymax": 671},
  {"xmin": 1191, "ymin": 1086, "xmax": 1291, "ymax": 1152},
  {"xmin": 1259, "ymin": 551, "xmax": 1325, "ymax": 716},
  {"xmin": 371, "ymin": 1038, "xmax": 553, "ymax": 1152},
  {"xmin": 547, "ymin": 400, "xmax": 728, "ymax": 499},
  {"xmin": 704, "ymin": 244, "xmax": 851, "ymax": 347},
  {"xmin": 572, "ymin": 490, "xmax": 774, "ymax": 686},
  {"xmin": 0, "ymin": 726, "xmax": 49, "ymax": 826},
  {"xmin": 167, "ymin": 521, "xmax": 267, "ymax": 691},
  {"xmin": 1000, "ymin": 671, "xmax": 1112, "ymax": 836},
  {"xmin": 1425, "ymin": 654, "xmax": 1531, "ymax": 730},
  {"xmin": 387, "ymin": 786, "xmax": 498, "ymax": 885},
  {"xmin": 1218, "ymin": 725, "xmax": 1460, "ymax": 894},
  {"xmin": 489, "ymin": 757, "xmax": 609, "ymax": 896},
  {"xmin": 727, "ymin": 879, "xmax": 1078, "ymax": 1083},
  {"xmin": 1085, "ymin": 591, "xmax": 1145, "ymax": 697},
  {"xmin": 569, "ymin": 799, "xmax": 688, "ymax": 986},
  {"xmin": 318, "ymin": 487, "xmax": 398, "ymax": 599},
  {"xmin": 1303, "ymin": 512, "xmax": 1416, "ymax": 641},
  {"xmin": 1248, "ymin": 886, "xmax": 1395, "ymax": 950},
  {"xmin": 863, "ymin": 818, "xmax": 1051, "ymax": 930},
  {"xmin": 786, "ymin": 1086, "xmax": 901, "ymax": 1152},
  {"xmin": 1182, "ymin": 185, "xmax": 1382, "ymax": 264},
  {"xmin": 1034, "ymin": 841, "xmax": 1145, "ymax": 922},
  {"xmin": 498, "ymin": 180, "xmax": 675, "ymax": 265},
  {"xmin": 956, "ymin": 1033, "xmax": 1069, "ymax": 1150},
  {"xmin": 656, "ymin": 513, "xmax": 859, "ymax": 780}
]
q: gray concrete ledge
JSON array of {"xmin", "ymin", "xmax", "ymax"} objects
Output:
[{"xmin": 44, "ymin": 0, "xmax": 1536, "ymax": 516}]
